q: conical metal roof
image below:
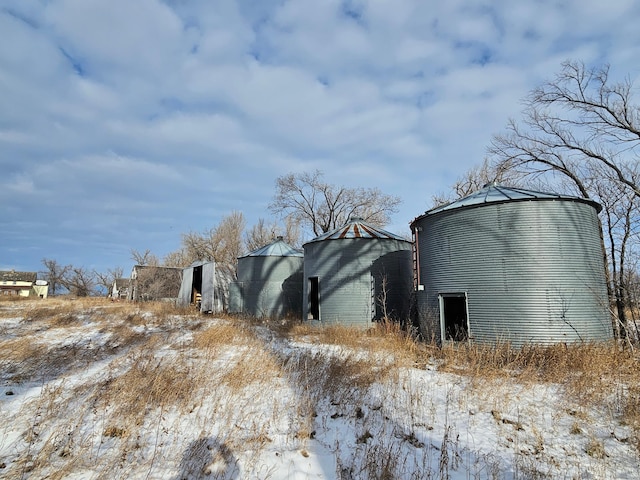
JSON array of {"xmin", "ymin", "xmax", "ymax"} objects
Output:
[
  {"xmin": 305, "ymin": 218, "xmax": 408, "ymax": 245},
  {"xmin": 412, "ymin": 183, "xmax": 601, "ymax": 226},
  {"xmin": 241, "ymin": 237, "xmax": 303, "ymax": 258}
]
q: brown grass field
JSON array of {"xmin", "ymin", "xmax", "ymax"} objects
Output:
[{"xmin": 0, "ymin": 296, "xmax": 638, "ymax": 479}]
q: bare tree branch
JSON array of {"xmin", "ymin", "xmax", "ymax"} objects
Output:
[
  {"xmin": 61, "ymin": 267, "xmax": 97, "ymax": 297},
  {"xmin": 40, "ymin": 258, "xmax": 70, "ymax": 296},
  {"xmin": 94, "ymin": 267, "xmax": 124, "ymax": 297},
  {"xmin": 269, "ymin": 170, "xmax": 401, "ymax": 236},
  {"xmin": 130, "ymin": 249, "xmax": 160, "ymax": 267}
]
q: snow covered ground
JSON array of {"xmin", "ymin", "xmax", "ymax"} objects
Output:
[{"xmin": 0, "ymin": 299, "xmax": 638, "ymax": 479}]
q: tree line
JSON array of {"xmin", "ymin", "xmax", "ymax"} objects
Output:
[{"xmin": 40, "ymin": 170, "xmax": 401, "ymax": 296}]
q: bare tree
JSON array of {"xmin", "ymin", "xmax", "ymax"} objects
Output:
[
  {"xmin": 61, "ymin": 267, "xmax": 97, "ymax": 297},
  {"xmin": 179, "ymin": 211, "xmax": 246, "ymax": 275},
  {"xmin": 94, "ymin": 267, "xmax": 124, "ymax": 297},
  {"xmin": 489, "ymin": 60, "xmax": 640, "ymax": 200},
  {"xmin": 270, "ymin": 170, "xmax": 402, "ymax": 236},
  {"xmin": 591, "ymin": 172, "xmax": 640, "ymax": 339},
  {"xmin": 163, "ymin": 248, "xmax": 191, "ymax": 269},
  {"xmin": 244, "ymin": 217, "xmax": 301, "ymax": 252},
  {"xmin": 431, "ymin": 158, "xmax": 522, "ymax": 207},
  {"xmin": 130, "ymin": 248, "xmax": 160, "ymax": 267},
  {"xmin": 40, "ymin": 258, "xmax": 70, "ymax": 296}
]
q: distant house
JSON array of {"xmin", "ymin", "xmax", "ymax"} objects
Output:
[
  {"xmin": 0, "ymin": 270, "xmax": 49, "ymax": 298},
  {"xmin": 128, "ymin": 265, "xmax": 182, "ymax": 302},
  {"xmin": 111, "ymin": 278, "xmax": 130, "ymax": 300}
]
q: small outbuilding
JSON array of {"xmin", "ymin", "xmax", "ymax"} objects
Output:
[
  {"xmin": 110, "ymin": 278, "xmax": 130, "ymax": 300},
  {"xmin": 229, "ymin": 237, "xmax": 303, "ymax": 318},
  {"xmin": 302, "ymin": 218, "xmax": 413, "ymax": 327},
  {"xmin": 128, "ymin": 266, "xmax": 182, "ymax": 302},
  {"xmin": 178, "ymin": 261, "xmax": 233, "ymax": 313},
  {"xmin": 410, "ymin": 183, "xmax": 613, "ymax": 346}
]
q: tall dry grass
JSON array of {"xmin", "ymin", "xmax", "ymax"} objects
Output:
[
  {"xmin": 1, "ymin": 299, "xmax": 639, "ymax": 479},
  {"xmin": 434, "ymin": 340, "xmax": 640, "ymax": 454}
]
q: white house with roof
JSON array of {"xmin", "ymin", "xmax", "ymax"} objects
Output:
[{"xmin": 0, "ymin": 270, "xmax": 48, "ymax": 298}]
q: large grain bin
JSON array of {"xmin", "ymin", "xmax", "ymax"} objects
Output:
[
  {"xmin": 410, "ymin": 184, "xmax": 613, "ymax": 346},
  {"xmin": 229, "ymin": 237, "xmax": 303, "ymax": 318},
  {"xmin": 303, "ymin": 218, "xmax": 413, "ymax": 327}
]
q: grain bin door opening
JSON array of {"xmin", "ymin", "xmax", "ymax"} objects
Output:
[
  {"xmin": 439, "ymin": 293, "xmax": 469, "ymax": 342},
  {"xmin": 308, "ymin": 277, "xmax": 320, "ymax": 320},
  {"xmin": 192, "ymin": 265, "xmax": 203, "ymax": 308}
]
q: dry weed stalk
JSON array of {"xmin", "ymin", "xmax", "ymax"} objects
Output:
[
  {"xmin": 436, "ymin": 340, "xmax": 640, "ymax": 453},
  {"xmin": 0, "ymin": 336, "xmax": 44, "ymax": 365},
  {"xmin": 192, "ymin": 320, "xmax": 247, "ymax": 351},
  {"xmin": 218, "ymin": 344, "xmax": 284, "ymax": 391},
  {"xmin": 98, "ymin": 340, "xmax": 199, "ymax": 424}
]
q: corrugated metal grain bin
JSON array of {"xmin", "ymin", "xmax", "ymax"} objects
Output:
[
  {"xmin": 410, "ymin": 184, "xmax": 613, "ymax": 346},
  {"xmin": 303, "ymin": 218, "xmax": 413, "ymax": 327},
  {"xmin": 229, "ymin": 237, "xmax": 304, "ymax": 318},
  {"xmin": 178, "ymin": 261, "xmax": 232, "ymax": 313}
]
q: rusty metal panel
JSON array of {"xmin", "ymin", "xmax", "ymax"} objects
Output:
[{"xmin": 305, "ymin": 218, "xmax": 408, "ymax": 244}]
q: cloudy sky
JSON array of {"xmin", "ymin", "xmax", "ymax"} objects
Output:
[{"xmin": 2, "ymin": 0, "xmax": 640, "ymax": 275}]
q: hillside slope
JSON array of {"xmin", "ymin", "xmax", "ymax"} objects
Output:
[{"xmin": 0, "ymin": 299, "xmax": 638, "ymax": 479}]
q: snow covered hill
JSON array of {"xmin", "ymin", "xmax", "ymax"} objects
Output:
[{"xmin": 0, "ymin": 298, "xmax": 638, "ymax": 479}]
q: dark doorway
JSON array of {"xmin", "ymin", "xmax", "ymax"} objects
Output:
[
  {"xmin": 440, "ymin": 293, "xmax": 469, "ymax": 341},
  {"xmin": 308, "ymin": 277, "xmax": 320, "ymax": 320},
  {"xmin": 192, "ymin": 265, "xmax": 203, "ymax": 304}
]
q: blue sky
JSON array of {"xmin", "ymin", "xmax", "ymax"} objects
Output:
[{"xmin": 2, "ymin": 0, "xmax": 640, "ymax": 275}]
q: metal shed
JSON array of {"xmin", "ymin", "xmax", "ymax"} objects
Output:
[
  {"xmin": 177, "ymin": 261, "xmax": 232, "ymax": 313},
  {"xmin": 410, "ymin": 184, "xmax": 613, "ymax": 346},
  {"xmin": 229, "ymin": 236, "xmax": 303, "ymax": 318},
  {"xmin": 302, "ymin": 218, "xmax": 413, "ymax": 327}
]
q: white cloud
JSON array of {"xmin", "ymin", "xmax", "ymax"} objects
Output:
[
  {"xmin": 43, "ymin": 0, "xmax": 185, "ymax": 77},
  {"xmin": 2, "ymin": 0, "xmax": 640, "ymax": 271}
]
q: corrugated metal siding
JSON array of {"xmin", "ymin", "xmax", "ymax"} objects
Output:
[
  {"xmin": 414, "ymin": 199, "xmax": 612, "ymax": 346},
  {"xmin": 212, "ymin": 267, "xmax": 233, "ymax": 313},
  {"xmin": 303, "ymin": 238, "xmax": 412, "ymax": 327},
  {"xmin": 236, "ymin": 256, "xmax": 303, "ymax": 318},
  {"xmin": 200, "ymin": 262, "xmax": 215, "ymax": 313},
  {"xmin": 228, "ymin": 282, "xmax": 243, "ymax": 313},
  {"xmin": 177, "ymin": 263, "xmax": 231, "ymax": 313},
  {"xmin": 177, "ymin": 267, "xmax": 193, "ymax": 307}
]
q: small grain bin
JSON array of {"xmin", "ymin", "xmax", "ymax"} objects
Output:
[
  {"xmin": 229, "ymin": 237, "xmax": 304, "ymax": 318},
  {"xmin": 178, "ymin": 261, "xmax": 232, "ymax": 313},
  {"xmin": 302, "ymin": 218, "xmax": 413, "ymax": 327},
  {"xmin": 410, "ymin": 184, "xmax": 613, "ymax": 346}
]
